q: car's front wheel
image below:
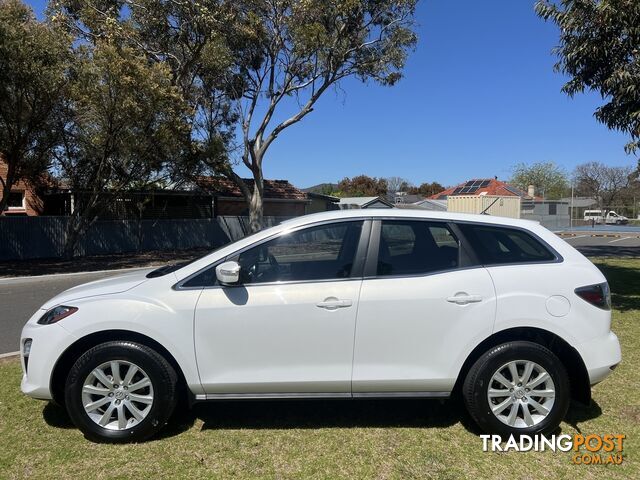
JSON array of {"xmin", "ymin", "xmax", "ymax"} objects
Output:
[
  {"xmin": 463, "ymin": 341, "xmax": 570, "ymax": 437},
  {"xmin": 64, "ymin": 341, "xmax": 177, "ymax": 443}
]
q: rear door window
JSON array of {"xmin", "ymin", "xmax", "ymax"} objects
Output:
[
  {"xmin": 376, "ymin": 220, "xmax": 459, "ymax": 276},
  {"xmin": 457, "ymin": 224, "xmax": 556, "ymax": 265}
]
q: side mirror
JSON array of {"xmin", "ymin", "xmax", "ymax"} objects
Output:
[{"xmin": 216, "ymin": 261, "xmax": 241, "ymax": 285}]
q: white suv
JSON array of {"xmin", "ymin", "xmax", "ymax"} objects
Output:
[{"xmin": 20, "ymin": 210, "xmax": 621, "ymax": 442}]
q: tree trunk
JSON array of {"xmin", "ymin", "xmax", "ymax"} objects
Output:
[
  {"xmin": 248, "ymin": 168, "xmax": 264, "ymax": 233},
  {"xmin": 63, "ymin": 212, "xmax": 86, "ymax": 259},
  {"xmin": 62, "ymin": 194, "xmax": 98, "ymax": 259}
]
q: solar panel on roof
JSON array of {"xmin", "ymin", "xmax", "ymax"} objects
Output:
[
  {"xmin": 452, "ymin": 187, "xmax": 464, "ymax": 194},
  {"xmin": 480, "ymin": 180, "xmax": 490, "ymax": 187},
  {"xmin": 504, "ymin": 186, "xmax": 524, "ymax": 196}
]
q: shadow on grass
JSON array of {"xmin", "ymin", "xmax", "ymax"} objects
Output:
[
  {"xmin": 42, "ymin": 402, "xmax": 75, "ymax": 429},
  {"xmin": 43, "ymin": 396, "xmax": 603, "ymax": 440},
  {"xmin": 195, "ymin": 398, "xmax": 462, "ymax": 432},
  {"xmin": 564, "ymin": 400, "xmax": 603, "ymax": 434}
]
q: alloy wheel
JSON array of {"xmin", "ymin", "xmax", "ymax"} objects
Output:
[
  {"xmin": 487, "ymin": 360, "xmax": 556, "ymax": 428},
  {"xmin": 81, "ymin": 360, "xmax": 154, "ymax": 431}
]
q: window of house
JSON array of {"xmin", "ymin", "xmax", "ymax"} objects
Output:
[
  {"xmin": 7, "ymin": 191, "xmax": 24, "ymax": 209},
  {"xmin": 458, "ymin": 224, "xmax": 556, "ymax": 265},
  {"xmin": 548, "ymin": 203, "xmax": 557, "ymax": 215},
  {"xmin": 230, "ymin": 221, "xmax": 364, "ymax": 284},
  {"xmin": 376, "ymin": 220, "xmax": 459, "ymax": 276}
]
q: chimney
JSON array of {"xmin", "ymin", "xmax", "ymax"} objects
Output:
[{"xmin": 528, "ymin": 185, "xmax": 535, "ymax": 197}]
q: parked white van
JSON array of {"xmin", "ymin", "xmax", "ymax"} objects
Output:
[{"xmin": 583, "ymin": 210, "xmax": 628, "ymax": 225}]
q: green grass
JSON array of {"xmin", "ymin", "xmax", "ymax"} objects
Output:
[{"xmin": 1, "ymin": 258, "xmax": 639, "ymax": 479}]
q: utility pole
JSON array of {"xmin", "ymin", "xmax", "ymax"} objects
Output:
[{"xmin": 570, "ymin": 182, "xmax": 574, "ymax": 231}]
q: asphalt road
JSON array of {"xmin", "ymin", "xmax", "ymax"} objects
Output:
[
  {"xmin": 0, "ymin": 271, "xmax": 135, "ymax": 355},
  {"xmin": 561, "ymin": 233, "xmax": 640, "ymax": 257},
  {"xmin": 1, "ymin": 234, "xmax": 639, "ymax": 355}
]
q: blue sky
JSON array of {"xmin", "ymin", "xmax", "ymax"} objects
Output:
[{"xmin": 27, "ymin": 0, "xmax": 636, "ymax": 189}]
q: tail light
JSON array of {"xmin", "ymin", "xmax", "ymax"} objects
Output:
[{"xmin": 575, "ymin": 282, "xmax": 611, "ymax": 310}]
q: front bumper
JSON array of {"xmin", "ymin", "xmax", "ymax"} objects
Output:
[
  {"xmin": 20, "ymin": 313, "xmax": 76, "ymax": 400},
  {"xmin": 575, "ymin": 331, "xmax": 622, "ymax": 385}
]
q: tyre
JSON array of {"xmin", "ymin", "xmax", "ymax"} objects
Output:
[
  {"xmin": 462, "ymin": 341, "xmax": 570, "ymax": 437},
  {"xmin": 64, "ymin": 341, "xmax": 178, "ymax": 443}
]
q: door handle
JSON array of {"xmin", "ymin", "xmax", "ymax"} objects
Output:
[
  {"xmin": 316, "ymin": 298, "xmax": 353, "ymax": 310},
  {"xmin": 446, "ymin": 293, "xmax": 482, "ymax": 305}
]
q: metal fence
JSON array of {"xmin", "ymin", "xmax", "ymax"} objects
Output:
[{"xmin": 0, "ymin": 216, "xmax": 292, "ymax": 261}]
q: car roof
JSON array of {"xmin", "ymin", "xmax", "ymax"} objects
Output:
[{"xmin": 281, "ymin": 208, "xmax": 540, "ymax": 229}]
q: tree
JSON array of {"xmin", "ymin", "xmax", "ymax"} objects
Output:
[
  {"xmin": 573, "ymin": 161, "xmax": 634, "ymax": 207},
  {"xmin": 510, "ymin": 161, "xmax": 569, "ymax": 199},
  {"xmin": 386, "ymin": 177, "xmax": 411, "ymax": 194},
  {"xmin": 0, "ymin": 0, "xmax": 70, "ymax": 214},
  {"xmin": 337, "ymin": 175, "xmax": 388, "ymax": 197},
  {"xmin": 51, "ymin": 0, "xmax": 239, "ymax": 187},
  {"xmin": 56, "ymin": 41, "xmax": 189, "ymax": 257},
  {"xmin": 222, "ymin": 0, "xmax": 418, "ymax": 231},
  {"xmin": 536, "ymin": 1, "xmax": 640, "ymax": 157},
  {"xmin": 52, "ymin": 1, "xmax": 418, "ymax": 232},
  {"xmin": 407, "ymin": 181, "xmax": 444, "ymax": 197}
]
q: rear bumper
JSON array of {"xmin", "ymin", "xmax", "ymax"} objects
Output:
[{"xmin": 575, "ymin": 331, "xmax": 621, "ymax": 385}]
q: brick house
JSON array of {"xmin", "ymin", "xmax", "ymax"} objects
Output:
[
  {"xmin": 429, "ymin": 178, "xmax": 536, "ymax": 201},
  {"xmin": 0, "ymin": 157, "xmax": 44, "ymax": 216},
  {"xmin": 196, "ymin": 177, "xmax": 309, "ymax": 216}
]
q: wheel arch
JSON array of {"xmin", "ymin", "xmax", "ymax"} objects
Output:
[
  {"xmin": 50, "ymin": 329, "xmax": 189, "ymax": 406},
  {"xmin": 453, "ymin": 326, "xmax": 591, "ymax": 404}
]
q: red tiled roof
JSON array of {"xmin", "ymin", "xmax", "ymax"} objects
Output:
[
  {"xmin": 428, "ymin": 178, "xmax": 535, "ymax": 200},
  {"xmin": 195, "ymin": 177, "xmax": 306, "ymax": 201}
]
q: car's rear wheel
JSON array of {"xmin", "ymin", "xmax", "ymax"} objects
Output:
[
  {"xmin": 65, "ymin": 341, "xmax": 177, "ymax": 443},
  {"xmin": 463, "ymin": 341, "xmax": 570, "ymax": 437}
]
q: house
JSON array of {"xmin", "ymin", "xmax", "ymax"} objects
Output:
[
  {"xmin": 196, "ymin": 177, "xmax": 308, "ymax": 216},
  {"xmin": 42, "ymin": 188, "xmax": 215, "ymax": 219},
  {"xmin": 429, "ymin": 178, "xmax": 534, "ymax": 201},
  {"xmin": 338, "ymin": 196, "xmax": 394, "ymax": 209},
  {"xmin": 0, "ymin": 158, "xmax": 44, "ymax": 216},
  {"xmin": 305, "ymin": 192, "xmax": 340, "ymax": 214},
  {"xmin": 411, "ymin": 199, "xmax": 448, "ymax": 211},
  {"xmin": 392, "ymin": 193, "xmax": 425, "ymax": 205},
  {"xmin": 430, "ymin": 178, "xmax": 570, "ymax": 228}
]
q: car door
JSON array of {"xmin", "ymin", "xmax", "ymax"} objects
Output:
[
  {"xmin": 352, "ymin": 219, "xmax": 496, "ymax": 395},
  {"xmin": 193, "ymin": 219, "xmax": 369, "ymax": 396}
]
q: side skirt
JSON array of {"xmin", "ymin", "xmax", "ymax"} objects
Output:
[{"xmin": 193, "ymin": 391, "xmax": 451, "ymax": 401}]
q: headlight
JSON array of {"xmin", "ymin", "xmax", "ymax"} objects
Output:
[{"xmin": 37, "ymin": 305, "xmax": 78, "ymax": 325}]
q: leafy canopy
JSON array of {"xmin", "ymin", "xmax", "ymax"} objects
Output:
[
  {"xmin": 337, "ymin": 175, "xmax": 388, "ymax": 197},
  {"xmin": 510, "ymin": 161, "xmax": 569, "ymax": 199},
  {"xmin": 536, "ymin": 0, "xmax": 640, "ymax": 155},
  {"xmin": 0, "ymin": 0, "xmax": 70, "ymax": 203}
]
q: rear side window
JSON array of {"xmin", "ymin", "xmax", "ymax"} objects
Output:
[
  {"xmin": 458, "ymin": 224, "xmax": 556, "ymax": 265},
  {"xmin": 376, "ymin": 220, "xmax": 459, "ymax": 276}
]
